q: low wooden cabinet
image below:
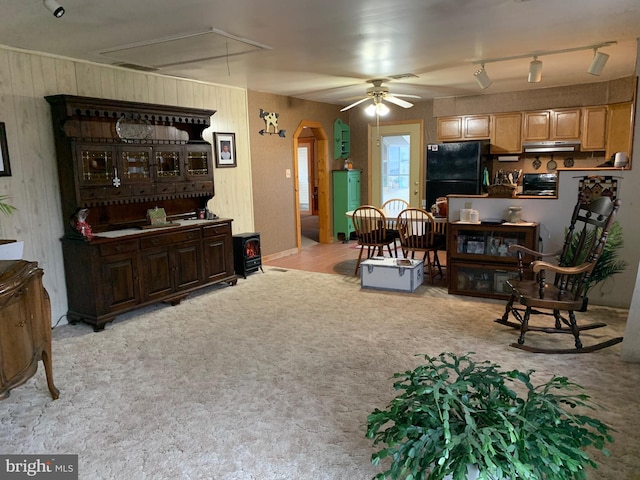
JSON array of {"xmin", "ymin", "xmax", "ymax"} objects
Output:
[
  {"xmin": 0, "ymin": 260, "xmax": 59, "ymax": 400},
  {"xmin": 448, "ymin": 222, "xmax": 539, "ymax": 300},
  {"xmin": 61, "ymin": 220, "xmax": 237, "ymax": 331}
]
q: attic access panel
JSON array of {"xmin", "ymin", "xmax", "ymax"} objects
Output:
[{"xmin": 98, "ymin": 28, "xmax": 271, "ymax": 70}]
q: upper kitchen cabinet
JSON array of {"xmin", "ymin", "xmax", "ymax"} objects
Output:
[
  {"xmin": 490, "ymin": 113, "xmax": 522, "ymax": 154},
  {"xmin": 551, "ymin": 108, "xmax": 581, "ymax": 139},
  {"xmin": 605, "ymin": 102, "xmax": 634, "ymax": 162},
  {"xmin": 437, "ymin": 115, "xmax": 490, "ymax": 142},
  {"xmin": 581, "ymin": 106, "xmax": 607, "ymax": 151},
  {"xmin": 523, "ymin": 108, "xmax": 581, "ymax": 142}
]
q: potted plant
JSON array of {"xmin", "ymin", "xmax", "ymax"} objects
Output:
[{"xmin": 366, "ymin": 352, "xmax": 614, "ymax": 480}]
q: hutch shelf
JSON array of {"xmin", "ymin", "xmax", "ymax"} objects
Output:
[
  {"xmin": 46, "ymin": 95, "xmax": 237, "ymax": 330},
  {"xmin": 447, "ymin": 221, "xmax": 540, "ymax": 300}
]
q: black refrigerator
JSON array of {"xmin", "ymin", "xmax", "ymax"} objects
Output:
[{"xmin": 425, "ymin": 141, "xmax": 488, "ymax": 210}]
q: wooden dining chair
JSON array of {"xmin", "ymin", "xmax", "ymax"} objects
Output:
[
  {"xmin": 381, "ymin": 198, "xmax": 409, "ymax": 255},
  {"xmin": 495, "ymin": 193, "xmax": 623, "ymax": 353},
  {"xmin": 396, "ymin": 208, "xmax": 446, "ymax": 283},
  {"xmin": 351, "ymin": 205, "xmax": 397, "ymax": 275}
]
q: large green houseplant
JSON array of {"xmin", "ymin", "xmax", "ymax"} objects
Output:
[{"xmin": 366, "ymin": 352, "xmax": 614, "ymax": 480}]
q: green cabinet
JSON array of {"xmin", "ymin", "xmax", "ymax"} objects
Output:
[
  {"xmin": 334, "ymin": 118, "xmax": 350, "ymax": 160},
  {"xmin": 333, "ymin": 170, "xmax": 361, "ymax": 241}
]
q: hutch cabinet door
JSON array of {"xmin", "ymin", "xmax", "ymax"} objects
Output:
[
  {"xmin": 101, "ymin": 252, "xmax": 140, "ymax": 312},
  {"xmin": 153, "ymin": 146, "xmax": 184, "ymax": 182},
  {"xmin": 76, "ymin": 144, "xmax": 117, "ymax": 186},
  {"xmin": 141, "ymin": 248, "xmax": 173, "ymax": 302},
  {"xmin": 202, "ymin": 223, "xmax": 233, "ymax": 282},
  {"xmin": 173, "ymin": 240, "xmax": 202, "ymax": 291}
]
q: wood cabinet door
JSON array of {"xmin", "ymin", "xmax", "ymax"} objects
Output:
[
  {"xmin": 581, "ymin": 106, "xmax": 607, "ymax": 151},
  {"xmin": 101, "ymin": 252, "xmax": 140, "ymax": 312},
  {"xmin": 0, "ymin": 290, "xmax": 35, "ymax": 386},
  {"xmin": 141, "ymin": 248, "xmax": 173, "ymax": 301},
  {"xmin": 551, "ymin": 108, "xmax": 581, "ymax": 139},
  {"xmin": 463, "ymin": 115, "xmax": 490, "ymax": 139},
  {"xmin": 523, "ymin": 111, "xmax": 550, "ymax": 141},
  {"xmin": 174, "ymin": 240, "xmax": 202, "ymax": 290},
  {"xmin": 437, "ymin": 117, "xmax": 463, "ymax": 141},
  {"xmin": 202, "ymin": 235, "xmax": 232, "ymax": 282},
  {"xmin": 490, "ymin": 113, "xmax": 523, "ymax": 154},
  {"xmin": 606, "ymin": 102, "xmax": 634, "ymax": 161}
]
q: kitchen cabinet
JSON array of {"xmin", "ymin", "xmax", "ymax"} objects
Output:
[
  {"xmin": 490, "ymin": 113, "xmax": 523, "ymax": 154},
  {"xmin": 0, "ymin": 260, "xmax": 59, "ymax": 400},
  {"xmin": 551, "ymin": 108, "xmax": 581, "ymax": 139},
  {"xmin": 605, "ymin": 102, "xmax": 634, "ymax": 162},
  {"xmin": 61, "ymin": 220, "xmax": 236, "ymax": 331},
  {"xmin": 448, "ymin": 222, "xmax": 539, "ymax": 300},
  {"xmin": 437, "ymin": 115, "xmax": 490, "ymax": 141},
  {"xmin": 333, "ymin": 170, "xmax": 360, "ymax": 241},
  {"xmin": 523, "ymin": 108, "xmax": 581, "ymax": 142},
  {"xmin": 581, "ymin": 106, "xmax": 607, "ymax": 151}
]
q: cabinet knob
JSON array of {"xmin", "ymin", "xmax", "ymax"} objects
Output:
[{"xmin": 151, "ymin": 238, "xmax": 159, "ymax": 245}]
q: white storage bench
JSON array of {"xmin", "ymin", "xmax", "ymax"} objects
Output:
[{"xmin": 360, "ymin": 257, "xmax": 424, "ymax": 293}]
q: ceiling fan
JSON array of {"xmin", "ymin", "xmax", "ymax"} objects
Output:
[{"xmin": 340, "ymin": 79, "xmax": 421, "ymax": 114}]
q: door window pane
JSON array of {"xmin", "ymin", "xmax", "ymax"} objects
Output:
[{"xmin": 381, "ymin": 135, "xmax": 410, "ymax": 204}]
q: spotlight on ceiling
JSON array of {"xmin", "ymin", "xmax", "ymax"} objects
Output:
[
  {"xmin": 588, "ymin": 50, "xmax": 610, "ymax": 75},
  {"xmin": 528, "ymin": 56, "xmax": 542, "ymax": 83},
  {"xmin": 43, "ymin": 0, "xmax": 65, "ymax": 17},
  {"xmin": 473, "ymin": 65, "xmax": 492, "ymax": 89},
  {"xmin": 365, "ymin": 101, "xmax": 390, "ymax": 116}
]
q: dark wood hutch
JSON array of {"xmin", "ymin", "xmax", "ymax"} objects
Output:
[{"xmin": 46, "ymin": 95, "xmax": 237, "ymax": 331}]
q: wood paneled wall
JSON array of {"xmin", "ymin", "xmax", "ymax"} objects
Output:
[{"xmin": 0, "ymin": 45, "xmax": 254, "ymax": 324}]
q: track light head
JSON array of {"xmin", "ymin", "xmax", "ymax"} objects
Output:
[
  {"xmin": 528, "ymin": 57, "xmax": 542, "ymax": 83},
  {"xmin": 588, "ymin": 50, "xmax": 610, "ymax": 75},
  {"xmin": 474, "ymin": 65, "xmax": 492, "ymax": 89},
  {"xmin": 43, "ymin": 0, "xmax": 65, "ymax": 18}
]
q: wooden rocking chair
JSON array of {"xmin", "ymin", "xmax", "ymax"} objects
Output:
[{"xmin": 495, "ymin": 193, "xmax": 623, "ymax": 353}]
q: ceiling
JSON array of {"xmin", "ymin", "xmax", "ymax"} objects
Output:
[{"xmin": 1, "ymin": 0, "xmax": 640, "ymax": 110}]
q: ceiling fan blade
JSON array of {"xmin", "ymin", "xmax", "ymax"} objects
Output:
[
  {"xmin": 340, "ymin": 97, "xmax": 370, "ymax": 111},
  {"xmin": 385, "ymin": 95, "xmax": 414, "ymax": 108},
  {"xmin": 391, "ymin": 93, "xmax": 421, "ymax": 99}
]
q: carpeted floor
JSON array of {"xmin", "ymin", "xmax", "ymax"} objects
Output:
[{"xmin": 1, "ymin": 268, "xmax": 638, "ymax": 479}]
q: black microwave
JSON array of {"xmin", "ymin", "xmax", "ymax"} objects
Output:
[{"xmin": 520, "ymin": 173, "xmax": 557, "ymax": 196}]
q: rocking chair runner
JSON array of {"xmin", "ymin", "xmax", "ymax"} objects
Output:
[{"xmin": 495, "ymin": 193, "xmax": 623, "ymax": 353}]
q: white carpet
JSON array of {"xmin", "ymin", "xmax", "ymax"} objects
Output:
[{"xmin": 1, "ymin": 267, "xmax": 638, "ymax": 479}]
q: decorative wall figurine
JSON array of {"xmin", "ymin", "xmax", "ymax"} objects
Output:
[{"xmin": 259, "ymin": 108, "xmax": 286, "ymax": 137}]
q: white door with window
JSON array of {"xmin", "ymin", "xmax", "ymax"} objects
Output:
[{"xmin": 369, "ymin": 122, "xmax": 423, "ymax": 208}]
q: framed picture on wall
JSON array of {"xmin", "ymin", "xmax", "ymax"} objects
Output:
[
  {"xmin": 214, "ymin": 132, "xmax": 236, "ymax": 168},
  {"xmin": 0, "ymin": 122, "xmax": 11, "ymax": 177}
]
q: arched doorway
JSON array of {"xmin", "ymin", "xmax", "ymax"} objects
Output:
[{"xmin": 293, "ymin": 121, "xmax": 330, "ymax": 249}]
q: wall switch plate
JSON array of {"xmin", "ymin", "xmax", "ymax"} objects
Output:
[{"xmin": 285, "ymin": 169, "xmax": 291, "ymax": 178}]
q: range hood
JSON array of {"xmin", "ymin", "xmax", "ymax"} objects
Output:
[{"xmin": 522, "ymin": 140, "xmax": 581, "ymax": 153}]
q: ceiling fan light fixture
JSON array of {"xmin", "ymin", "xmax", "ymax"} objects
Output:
[
  {"xmin": 588, "ymin": 50, "xmax": 609, "ymax": 75},
  {"xmin": 528, "ymin": 56, "xmax": 542, "ymax": 83},
  {"xmin": 474, "ymin": 65, "xmax": 492, "ymax": 89}
]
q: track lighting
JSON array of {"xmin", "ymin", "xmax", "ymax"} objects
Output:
[
  {"xmin": 473, "ymin": 41, "xmax": 616, "ymax": 89},
  {"xmin": 528, "ymin": 56, "xmax": 542, "ymax": 83},
  {"xmin": 588, "ymin": 50, "xmax": 610, "ymax": 75},
  {"xmin": 473, "ymin": 65, "xmax": 492, "ymax": 89},
  {"xmin": 43, "ymin": 0, "xmax": 65, "ymax": 18}
]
